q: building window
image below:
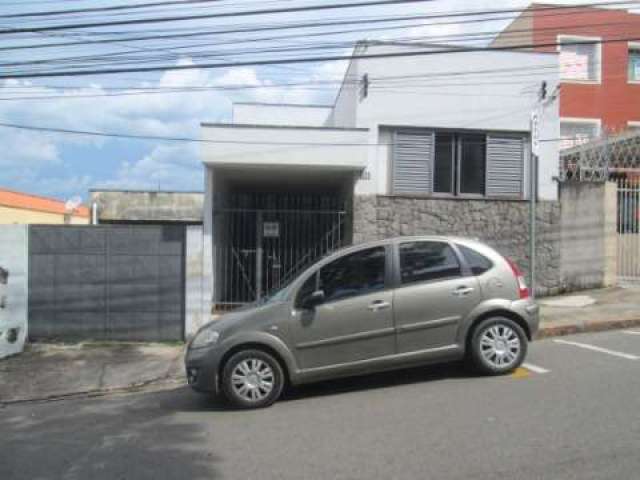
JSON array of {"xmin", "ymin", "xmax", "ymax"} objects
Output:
[
  {"xmin": 558, "ymin": 35, "xmax": 601, "ymax": 83},
  {"xmin": 560, "ymin": 119, "xmax": 600, "ymax": 150},
  {"xmin": 628, "ymin": 122, "xmax": 640, "ymax": 132},
  {"xmin": 432, "ymin": 133, "xmax": 486, "ymax": 196},
  {"xmin": 392, "ymin": 130, "xmax": 524, "ymax": 198},
  {"xmin": 459, "ymin": 134, "xmax": 486, "ymax": 195},
  {"xmin": 629, "ymin": 44, "xmax": 640, "ymax": 82},
  {"xmin": 433, "ymin": 133, "xmax": 455, "ymax": 194}
]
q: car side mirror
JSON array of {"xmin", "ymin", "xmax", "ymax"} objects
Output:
[{"xmin": 302, "ymin": 290, "xmax": 325, "ymax": 310}]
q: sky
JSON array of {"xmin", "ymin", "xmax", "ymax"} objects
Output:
[{"xmin": 0, "ymin": 0, "xmax": 634, "ymax": 201}]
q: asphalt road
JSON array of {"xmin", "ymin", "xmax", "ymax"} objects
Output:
[{"xmin": 2, "ymin": 330, "xmax": 640, "ymax": 480}]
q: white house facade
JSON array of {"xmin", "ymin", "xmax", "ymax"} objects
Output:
[{"xmin": 200, "ymin": 41, "xmax": 561, "ymax": 313}]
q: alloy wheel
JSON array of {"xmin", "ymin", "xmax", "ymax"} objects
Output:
[
  {"xmin": 230, "ymin": 358, "xmax": 275, "ymax": 402},
  {"xmin": 479, "ymin": 324, "xmax": 521, "ymax": 369}
]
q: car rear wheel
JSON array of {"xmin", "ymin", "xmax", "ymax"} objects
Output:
[
  {"xmin": 221, "ymin": 349, "xmax": 284, "ymax": 409},
  {"xmin": 469, "ymin": 317, "xmax": 527, "ymax": 375}
]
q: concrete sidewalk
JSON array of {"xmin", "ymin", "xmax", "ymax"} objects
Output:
[
  {"xmin": 0, "ymin": 342, "xmax": 185, "ymax": 405},
  {"xmin": 538, "ymin": 285, "xmax": 640, "ymax": 338}
]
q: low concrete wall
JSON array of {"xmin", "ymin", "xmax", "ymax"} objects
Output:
[
  {"xmin": 560, "ymin": 182, "xmax": 617, "ymax": 290},
  {"xmin": 353, "ymin": 195, "xmax": 562, "ymax": 295},
  {"xmin": 353, "ymin": 182, "xmax": 618, "ymax": 296},
  {"xmin": 0, "ymin": 225, "xmax": 28, "ymax": 358},
  {"xmin": 91, "ymin": 190, "xmax": 204, "ymax": 223}
]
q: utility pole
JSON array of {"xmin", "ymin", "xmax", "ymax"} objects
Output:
[{"xmin": 529, "ymin": 81, "xmax": 546, "ymax": 298}]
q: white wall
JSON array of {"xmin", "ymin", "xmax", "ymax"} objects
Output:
[
  {"xmin": 0, "ymin": 225, "xmax": 28, "ymax": 359},
  {"xmin": 348, "ymin": 43, "xmax": 561, "ymax": 200},
  {"xmin": 233, "ymin": 103, "xmax": 332, "ymax": 127},
  {"xmin": 327, "ymin": 46, "xmax": 362, "ymax": 128},
  {"xmin": 201, "ymin": 123, "xmax": 370, "ymax": 170}
]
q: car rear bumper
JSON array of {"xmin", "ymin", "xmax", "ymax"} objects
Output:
[{"xmin": 511, "ymin": 298, "xmax": 540, "ymax": 339}]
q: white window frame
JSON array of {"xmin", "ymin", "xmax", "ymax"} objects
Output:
[
  {"xmin": 628, "ymin": 121, "xmax": 640, "ymax": 131},
  {"xmin": 557, "ymin": 34, "xmax": 602, "ymax": 84},
  {"xmin": 628, "ymin": 42, "xmax": 640, "ymax": 84},
  {"xmin": 560, "ymin": 117, "xmax": 602, "ymax": 149}
]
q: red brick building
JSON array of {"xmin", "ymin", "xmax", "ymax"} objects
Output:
[{"xmin": 492, "ymin": 3, "xmax": 640, "ymax": 149}]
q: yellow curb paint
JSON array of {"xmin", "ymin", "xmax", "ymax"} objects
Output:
[{"xmin": 511, "ymin": 367, "xmax": 530, "ymax": 379}]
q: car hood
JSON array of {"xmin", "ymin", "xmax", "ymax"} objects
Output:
[{"xmin": 197, "ymin": 301, "xmax": 287, "ymax": 336}]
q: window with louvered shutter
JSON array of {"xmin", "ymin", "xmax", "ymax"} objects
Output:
[
  {"xmin": 486, "ymin": 135, "xmax": 525, "ymax": 198},
  {"xmin": 392, "ymin": 130, "xmax": 434, "ymax": 194}
]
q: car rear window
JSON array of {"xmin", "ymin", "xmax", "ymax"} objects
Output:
[{"xmin": 458, "ymin": 245, "xmax": 493, "ymax": 276}]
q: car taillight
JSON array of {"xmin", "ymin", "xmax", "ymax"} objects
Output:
[{"xmin": 506, "ymin": 257, "xmax": 529, "ymax": 299}]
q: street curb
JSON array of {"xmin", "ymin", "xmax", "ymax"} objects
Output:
[
  {"xmin": 536, "ymin": 317, "xmax": 640, "ymax": 339},
  {"xmin": 0, "ymin": 374, "xmax": 187, "ymax": 408}
]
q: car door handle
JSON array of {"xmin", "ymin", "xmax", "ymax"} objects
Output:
[
  {"xmin": 368, "ymin": 300, "xmax": 391, "ymax": 312},
  {"xmin": 452, "ymin": 286, "xmax": 474, "ymax": 296}
]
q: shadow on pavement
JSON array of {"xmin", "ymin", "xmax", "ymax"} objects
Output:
[
  {"xmin": 282, "ymin": 361, "xmax": 475, "ymax": 402},
  {"xmin": 1, "ymin": 387, "xmax": 221, "ymax": 480}
]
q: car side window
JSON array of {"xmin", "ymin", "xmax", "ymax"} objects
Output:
[
  {"xmin": 318, "ymin": 247, "xmax": 386, "ymax": 303},
  {"xmin": 399, "ymin": 241, "xmax": 462, "ymax": 285},
  {"xmin": 458, "ymin": 245, "xmax": 493, "ymax": 276}
]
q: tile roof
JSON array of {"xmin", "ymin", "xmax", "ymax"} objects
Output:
[{"xmin": 0, "ymin": 188, "xmax": 90, "ymax": 218}]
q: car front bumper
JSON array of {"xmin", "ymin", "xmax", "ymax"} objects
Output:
[{"xmin": 184, "ymin": 344, "xmax": 223, "ymax": 395}]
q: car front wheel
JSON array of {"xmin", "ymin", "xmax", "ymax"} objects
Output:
[
  {"xmin": 469, "ymin": 317, "xmax": 527, "ymax": 375},
  {"xmin": 221, "ymin": 349, "xmax": 284, "ymax": 409}
]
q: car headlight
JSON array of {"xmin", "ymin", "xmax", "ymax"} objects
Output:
[{"xmin": 191, "ymin": 328, "xmax": 220, "ymax": 349}]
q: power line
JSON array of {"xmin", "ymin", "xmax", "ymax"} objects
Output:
[
  {"xmin": 0, "ymin": 118, "xmax": 590, "ymax": 146},
  {"xmin": 2, "ymin": 35, "xmax": 638, "ymax": 80},
  {"xmin": 0, "ymin": 0, "xmax": 229, "ymax": 19},
  {"xmin": 0, "ymin": 0, "xmax": 436, "ymax": 35},
  {"xmin": 0, "ymin": 1, "xmax": 634, "ymax": 53}
]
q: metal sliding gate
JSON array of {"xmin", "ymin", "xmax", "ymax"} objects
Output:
[
  {"xmin": 214, "ymin": 193, "xmax": 347, "ymax": 309},
  {"xmin": 617, "ymin": 177, "xmax": 640, "ymax": 283},
  {"xmin": 29, "ymin": 225, "xmax": 186, "ymax": 341}
]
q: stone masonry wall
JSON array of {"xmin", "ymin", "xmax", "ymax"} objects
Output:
[{"xmin": 353, "ymin": 195, "xmax": 562, "ymax": 296}]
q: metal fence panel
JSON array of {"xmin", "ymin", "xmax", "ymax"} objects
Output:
[
  {"xmin": 213, "ymin": 192, "xmax": 346, "ymax": 310},
  {"xmin": 618, "ymin": 177, "xmax": 640, "ymax": 283},
  {"xmin": 28, "ymin": 225, "xmax": 185, "ymax": 341}
]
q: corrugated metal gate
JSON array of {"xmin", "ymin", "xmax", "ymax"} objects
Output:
[
  {"xmin": 29, "ymin": 225, "xmax": 185, "ymax": 341},
  {"xmin": 618, "ymin": 177, "xmax": 640, "ymax": 283},
  {"xmin": 213, "ymin": 192, "xmax": 347, "ymax": 309}
]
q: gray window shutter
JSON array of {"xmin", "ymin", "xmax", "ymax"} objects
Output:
[
  {"xmin": 392, "ymin": 130, "xmax": 434, "ymax": 194},
  {"xmin": 486, "ymin": 135, "xmax": 525, "ymax": 198}
]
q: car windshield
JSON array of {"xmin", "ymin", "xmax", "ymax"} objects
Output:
[{"xmin": 259, "ymin": 279, "xmax": 295, "ymax": 305}]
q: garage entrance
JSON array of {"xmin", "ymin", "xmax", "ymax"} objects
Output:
[
  {"xmin": 29, "ymin": 225, "xmax": 185, "ymax": 341},
  {"xmin": 211, "ymin": 167, "xmax": 356, "ymax": 310}
]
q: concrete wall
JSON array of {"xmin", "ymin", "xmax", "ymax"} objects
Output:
[
  {"xmin": 201, "ymin": 123, "xmax": 370, "ymax": 170},
  {"xmin": 353, "ymin": 195, "xmax": 562, "ymax": 295},
  {"xmin": 233, "ymin": 103, "xmax": 333, "ymax": 127},
  {"xmin": 0, "ymin": 225, "xmax": 28, "ymax": 359},
  {"xmin": 327, "ymin": 47, "xmax": 361, "ymax": 128},
  {"xmin": 185, "ymin": 225, "xmax": 209, "ymax": 338},
  {"xmin": 560, "ymin": 182, "xmax": 617, "ymax": 290},
  {"xmin": 0, "ymin": 205, "xmax": 88, "ymax": 225},
  {"xmin": 91, "ymin": 190, "xmax": 203, "ymax": 223}
]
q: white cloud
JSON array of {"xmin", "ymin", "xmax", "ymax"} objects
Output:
[{"xmin": 97, "ymin": 142, "xmax": 203, "ymax": 191}]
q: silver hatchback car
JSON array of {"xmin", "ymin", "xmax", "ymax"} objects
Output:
[{"xmin": 185, "ymin": 236, "xmax": 538, "ymax": 408}]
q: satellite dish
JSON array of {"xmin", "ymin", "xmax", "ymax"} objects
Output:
[{"xmin": 64, "ymin": 196, "xmax": 83, "ymax": 212}]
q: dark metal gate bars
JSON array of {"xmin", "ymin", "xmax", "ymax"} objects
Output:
[{"xmin": 213, "ymin": 192, "xmax": 347, "ymax": 309}]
